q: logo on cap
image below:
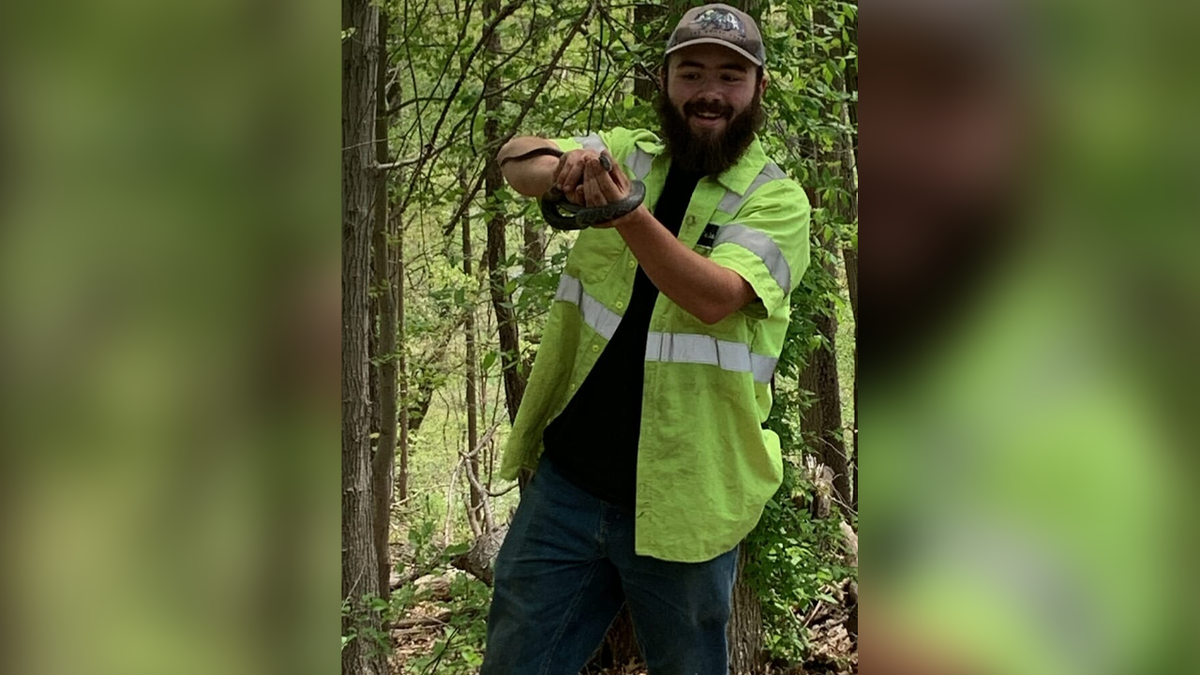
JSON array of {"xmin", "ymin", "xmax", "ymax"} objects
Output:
[{"xmin": 692, "ymin": 8, "xmax": 745, "ymax": 36}]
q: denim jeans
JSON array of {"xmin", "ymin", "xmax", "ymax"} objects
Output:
[{"xmin": 481, "ymin": 455, "xmax": 739, "ymax": 675}]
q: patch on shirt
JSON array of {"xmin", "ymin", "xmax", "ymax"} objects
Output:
[{"xmin": 694, "ymin": 223, "xmax": 721, "ymax": 255}]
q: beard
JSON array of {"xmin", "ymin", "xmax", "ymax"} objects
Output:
[{"xmin": 655, "ymin": 86, "xmax": 764, "ymax": 176}]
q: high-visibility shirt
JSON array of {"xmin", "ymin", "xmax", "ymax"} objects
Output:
[{"xmin": 499, "ymin": 127, "xmax": 811, "ymax": 562}]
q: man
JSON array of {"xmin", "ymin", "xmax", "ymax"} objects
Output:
[{"xmin": 481, "ymin": 5, "xmax": 810, "ymax": 674}]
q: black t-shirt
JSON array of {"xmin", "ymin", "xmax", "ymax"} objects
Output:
[{"xmin": 542, "ymin": 163, "xmax": 704, "ymax": 508}]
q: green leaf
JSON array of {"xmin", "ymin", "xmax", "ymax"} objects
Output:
[{"xmin": 444, "ymin": 541, "xmax": 471, "ymax": 557}]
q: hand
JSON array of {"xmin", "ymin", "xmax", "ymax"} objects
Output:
[
  {"xmin": 552, "ymin": 149, "xmax": 605, "ymax": 206},
  {"xmin": 580, "ymin": 152, "xmax": 633, "ymax": 228}
]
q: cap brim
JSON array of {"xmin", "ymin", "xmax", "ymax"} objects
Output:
[{"xmin": 665, "ymin": 37, "xmax": 763, "ymax": 67}]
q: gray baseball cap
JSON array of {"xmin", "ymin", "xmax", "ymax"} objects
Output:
[{"xmin": 665, "ymin": 4, "xmax": 766, "ymax": 67}]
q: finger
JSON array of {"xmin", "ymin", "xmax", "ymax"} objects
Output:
[
  {"xmin": 583, "ymin": 175, "xmax": 605, "ymax": 207},
  {"xmin": 593, "ymin": 168, "xmax": 621, "ymax": 201},
  {"xmin": 554, "ymin": 151, "xmax": 578, "ymax": 186},
  {"xmin": 553, "ymin": 153, "xmax": 570, "ymax": 184},
  {"xmin": 612, "ymin": 163, "xmax": 630, "ymax": 190},
  {"xmin": 562, "ymin": 157, "xmax": 585, "ymax": 192}
]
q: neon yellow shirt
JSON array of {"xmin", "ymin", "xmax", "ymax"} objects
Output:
[{"xmin": 500, "ymin": 127, "xmax": 811, "ymax": 562}]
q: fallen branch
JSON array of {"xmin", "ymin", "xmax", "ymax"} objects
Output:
[{"xmin": 393, "ymin": 610, "xmax": 453, "ymax": 629}]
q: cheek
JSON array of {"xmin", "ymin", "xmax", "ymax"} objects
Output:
[
  {"xmin": 728, "ymin": 85, "xmax": 756, "ymax": 110},
  {"xmin": 668, "ymin": 82, "xmax": 696, "ymax": 107}
]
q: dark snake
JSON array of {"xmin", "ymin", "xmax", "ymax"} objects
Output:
[{"xmin": 500, "ymin": 146, "xmax": 646, "ymax": 230}]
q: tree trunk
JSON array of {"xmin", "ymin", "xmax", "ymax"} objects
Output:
[
  {"xmin": 798, "ymin": 3, "xmax": 853, "ymax": 512},
  {"xmin": 841, "ymin": 110, "xmax": 858, "ymax": 514},
  {"xmin": 802, "ymin": 194, "xmax": 851, "ymax": 510},
  {"xmin": 728, "ymin": 547, "xmax": 765, "ymax": 674},
  {"xmin": 370, "ymin": 11, "xmax": 396, "ymax": 602},
  {"xmin": 342, "ymin": 0, "xmax": 384, "ymax": 671},
  {"xmin": 397, "ymin": 206, "xmax": 410, "ymax": 505},
  {"xmin": 846, "ymin": 246, "xmax": 858, "ymax": 514},
  {"xmin": 483, "ymin": 0, "xmax": 526, "ymax": 425},
  {"xmin": 463, "ymin": 169, "xmax": 483, "ymax": 534}
]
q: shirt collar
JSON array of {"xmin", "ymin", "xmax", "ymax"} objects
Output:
[
  {"xmin": 640, "ymin": 135, "xmax": 768, "ymax": 194},
  {"xmin": 713, "ymin": 136, "xmax": 768, "ymax": 195}
]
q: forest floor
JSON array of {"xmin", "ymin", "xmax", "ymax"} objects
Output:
[{"xmin": 388, "ymin": 567, "xmax": 857, "ymax": 675}]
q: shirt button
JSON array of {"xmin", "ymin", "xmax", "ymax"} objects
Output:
[
  {"xmin": 685, "ymin": 215, "xmax": 695, "ymax": 226},
  {"xmin": 627, "ymin": 260, "xmax": 637, "ymax": 269},
  {"xmin": 615, "ymin": 300, "xmax": 625, "ymax": 309},
  {"xmin": 591, "ymin": 344, "xmax": 600, "ymax": 353},
  {"xmin": 569, "ymin": 382, "xmax": 577, "ymax": 391}
]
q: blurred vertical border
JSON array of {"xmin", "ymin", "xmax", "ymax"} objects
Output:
[{"xmin": 0, "ymin": 1, "xmax": 339, "ymax": 674}]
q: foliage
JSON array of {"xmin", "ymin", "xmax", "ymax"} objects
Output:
[
  {"xmin": 401, "ymin": 574, "xmax": 492, "ymax": 675},
  {"xmin": 367, "ymin": 0, "xmax": 856, "ymax": 667}
]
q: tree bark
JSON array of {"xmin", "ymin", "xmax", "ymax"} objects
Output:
[
  {"xmin": 841, "ymin": 119, "xmax": 858, "ymax": 514},
  {"xmin": 728, "ymin": 547, "xmax": 765, "ymax": 674},
  {"xmin": 483, "ymin": 0, "xmax": 526, "ymax": 424},
  {"xmin": 342, "ymin": 0, "xmax": 384, "ymax": 671},
  {"xmin": 370, "ymin": 11, "xmax": 397, "ymax": 602},
  {"xmin": 802, "ymin": 195, "xmax": 851, "ymax": 510},
  {"xmin": 397, "ymin": 207, "xmax": 410, "ymax": 505},
  {"xmin": 462, "ymin": 169, "xmax": 484, "ymax": 533}
]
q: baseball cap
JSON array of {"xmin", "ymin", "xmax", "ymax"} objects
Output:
[{"xmin": 665, "ymin": 4, "xmax": 766, "ymax": 67}]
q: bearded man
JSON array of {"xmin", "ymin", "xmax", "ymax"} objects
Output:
[{"xmin": 482, "ymin": 6, "xmax": 811, "ymax": 673}]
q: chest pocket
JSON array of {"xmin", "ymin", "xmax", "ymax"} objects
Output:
[{"xmin": 693, "ymin": 222, "xmax": 721, "ymax": 257}]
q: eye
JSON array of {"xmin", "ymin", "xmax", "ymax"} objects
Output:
[
  {"xmin": 681, "ymin": 72, "xmax": 700, "ymax": 81},
  {"xmin": 721, "ymin": 74, "xmax": 743, "ymax": 83}
]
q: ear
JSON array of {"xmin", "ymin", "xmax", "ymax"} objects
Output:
[
  {"xmin": 758, "ymin": 73, "xmax": 769, "ymax": 96},
  {"xmin": 658, "ymin": 63, "xmax": 668, "ymax": 92}
]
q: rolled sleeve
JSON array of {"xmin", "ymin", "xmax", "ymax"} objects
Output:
[{"xmin": 709, "ymin": 179, "xmax": 811, "ymax": 319}]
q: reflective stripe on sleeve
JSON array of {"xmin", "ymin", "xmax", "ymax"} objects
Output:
[
  {"xmin": 629, "ymin": 148, "xmax": 654, "ymax": 180},
  {"xmin": 555, "ymin": 273, "xmax": 621, "ymax": 340},
  {"xmin": 712, "ymin": 224, "xmax": 791, "ymax": 294},
  {"xmin": 573, "ymin": 133, "xmax": 607, "ymax": 153}
]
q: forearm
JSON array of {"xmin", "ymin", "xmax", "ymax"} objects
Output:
[
  {"xmin": 614, "ymin": 206, "xmax": 753, "ymax": 324},
  {"xmin": 497, "ymin": 136, "xmax": 560, "ymax": 197}
]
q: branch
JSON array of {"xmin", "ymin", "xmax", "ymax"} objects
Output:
[
  {"xmin": 375, "ymin": 156, "xmax": 422, "ymax": 171},
  {"xmin": 397, "ymin": 0, "xmax": 527, "ymax": 217},
  {"xmin": 436, "ymin": 7, "xmax": 590, "ymax": 239}
]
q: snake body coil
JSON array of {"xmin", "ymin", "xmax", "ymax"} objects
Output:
[{"xmin": 500, "ymin": 146, "xmax": 646, "ymax": 231}]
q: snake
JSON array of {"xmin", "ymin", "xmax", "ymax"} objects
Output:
[{"xmin": 500, "ymin": 146, "xmax": 646, "ymax": 230}]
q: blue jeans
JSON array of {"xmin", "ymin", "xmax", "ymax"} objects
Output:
[{"xmin": 482, "ymin": 456, "xmax": 739, "ymax": 675}]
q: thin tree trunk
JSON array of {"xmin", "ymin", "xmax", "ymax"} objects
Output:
[
  {"xmin": 483, "ymin": 0, "xmax": 526, "ymax": 425},
  {"xmin": 846, "ymin": 245, "xmax": 858, "ymax": 514},
  {"xmin": 841, "ymin": 104, "xmax": 858, "ymax": 514},
  {"xmin": 342, "ymin": 0, "xmax": 384, "ymax": 671},
  {"xmin": 397, "ymin": 207, "xmax": 410, "ymax": 505},
  {"xmin": 370, "ymin": 11, "xmax": 397, "ymax": 601},
  {"xmin": 838, "ymin": 27, "xmax": 858, "ymax": 514},
  {"xmin": 462, "ymin": 169, "xmax": 483, "ymax": 533}
]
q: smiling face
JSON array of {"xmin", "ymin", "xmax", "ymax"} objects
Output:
[
  {"xmin": 657, "ymin": 43, "xmax": 767, "ymax": 175},
  {"xmin": 666, "ymin": 43, "xmax": 762, "ymax": 137}
]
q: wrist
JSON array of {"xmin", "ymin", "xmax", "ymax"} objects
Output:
[{"xmin": 613, "ymin": 204, "xmax": 650, "ymax": 233}]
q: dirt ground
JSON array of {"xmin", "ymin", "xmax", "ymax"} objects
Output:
[{"xmin": 389, "ymin": 585, "xmax": 857, "ymax": 675}]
